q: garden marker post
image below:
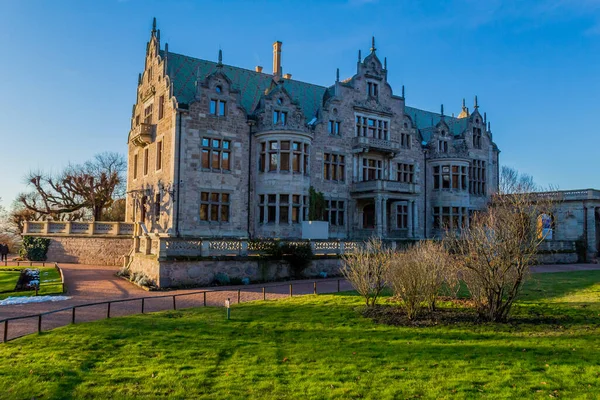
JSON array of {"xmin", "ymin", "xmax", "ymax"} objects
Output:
[
  {"xmin": 289, "ymin": 284, "xmax": 293, "ymax": 297},
  {"xmin": 314, "ymin": 282, "xmax": 317, "ymax": 295},
  {"xmin": 225, "ymin": 298, "xmax": 231, "ymax": 320},
  {"xmin": 141, "ymin": 298, "xmax": 145, "ymax": 314},
  {"xmin": 38, "ymin": 315, "xmax": 42, "ymax": 333},
  {"xmin": 3, "ymin": 320, "xmax": 7, "ymax": 342},
  {"xmin": 262, "ymin": 287, "xmax": 266, "ymax": 301},
  {"xmin": 203, "ymin": 292, "xmax": 206, "ymax": 306},
  {"xmin": 337, "ymin": 279, "xmax": 340, "ymax": 292},
  {"xmin": 173, "ymin": 295, "xmax": 177, "ymax": 310},
  {"xmin": 237, "ymin": 289, "xmax": 241, "ymax": 304},
  {"xmin": 107, "ymin": 302, "xmax": 111, "ymax": 318}
]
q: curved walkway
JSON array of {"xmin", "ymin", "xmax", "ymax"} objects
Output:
[{"xmin": 1, "ymin": 262, "xmax": 599, "ymax": 342}]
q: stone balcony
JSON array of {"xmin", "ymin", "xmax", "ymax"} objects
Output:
[
  {"xmin": 23, "ymin": 221, "xmax": 135, "ymax": 237},
  {"xmin": 352, "ymin": 136, "xmax": 400, "ymax": 154},
  {"xmin": 129, "ymin": 123, "xmax": 155, "ymax": 147},
  {"xmin": 351, "ymin": 179, "xmax": 420, "ymax": 194}
]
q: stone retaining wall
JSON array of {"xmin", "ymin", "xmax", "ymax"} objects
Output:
[
  {"xmin": 45, "ymin": 236, "xmax": 133, "ymax": 266},
  {"xmin": 128, "ymin": 255, "xmax": 342, "ymax": 288}
]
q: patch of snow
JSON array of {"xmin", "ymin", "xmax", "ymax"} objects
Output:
[{"xmin": 0, "ymin": 295, "xmax": 71, "ymax": 306}]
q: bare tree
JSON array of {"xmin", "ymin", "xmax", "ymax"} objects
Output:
[
  {"xmin": 18, "ymin": 152, "xmax": 126, "ymax": 221},
  {"xmin": 447, "ymin": 166, "xmax": 556, "ymax": 322},
  {"xmin": 387, "ymin": 240, "xmax": 454, "ymax": 319},
  {"xmin": 340, "ymin": 238, "xmax": 392, "ymax": 307}
]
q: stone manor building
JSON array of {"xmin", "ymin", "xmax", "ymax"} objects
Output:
[{"xmin": 126, "ymin": 20, "xmax": 500, "ymax": 241}]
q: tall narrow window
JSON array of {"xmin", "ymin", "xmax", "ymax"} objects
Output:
[
  {"xmin": 292, "ymin": 142, "xmax": 301, "ymax": 172},
  {"xmin": 143, "ymin": 148, "xmax": 149, "ymax": 176},
  {"xmin": 324, "ymin": 153, "xmax": 345, "ymax": 182},
  {"xmin": 144, "ymin": 104, "xmax": 153, "ymax": 124},
  {"xmin": 401, "ymin": 133, "xmax": 411, "ymax": 149},
  {"xmin": 279, "ymin": 194, "xmax": 289, "ymax": 224},
  {"xmin": 280, "ymin": 141, "xmax": 290, "ymax": 171},
  {"xmin": 273, "ymin": 110, "xmax": 287, "ymax": 125},
  {"xmin": 154, "ymin": 193, "xmax": 161, "ymax": 222},
  {"xmin": 133, "ymin": 154, "xmax": 138, "ymax": 179},
  {"xmin": 156, "ymin": 140, "xmax": 163, "ymax": 171},
  {"xmin": 397, "ymin": 204, "xmax": 408, "ymax": 229},
  {"xmin": 473, "ymin": 127, "xmax": 482, "ymax": 149},
  {"xmin": 326, "ymin": 200, "xmax": 345, "ymax": 226},
  {"xmin": 268, "ymin": 194, "xmax": 277, "ymax": 223},
  {"xmin": 259, "ymin": 142, "xmax": 266, "ymax": 172},
  {"xmin": 158, "ymin": 95, "xmax": 165, "ymax": 120}
]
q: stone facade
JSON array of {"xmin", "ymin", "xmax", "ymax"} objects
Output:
[
  {"xmin": 44, "ymin": 236, "xmax": 133, "ymax": 266},
  {"xmin": 128, "ymin": 255, "xmax": 341, "ymax": 288},
  {"xmin": 533, "ymin": 189, "xmax": 600, "ymax": 263},
  {"xmin": 126, "ymin": 21, "xmax": 500, "ymax": 241}
]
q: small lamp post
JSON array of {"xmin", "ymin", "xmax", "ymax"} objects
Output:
[{"xmin": 225, "ymin": 298, "xmax": 231, "ymax": 320}]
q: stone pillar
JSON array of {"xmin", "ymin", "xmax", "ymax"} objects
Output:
[
  {"xmin": 408, "ymin": 200, "xmax": 414, "ymax": 238},
  {"xmin": 587, "ymin": 206, "xmax": 597, "ymax": 259},
  {"xmin": 375, "ymin": 195, "xmax": 383, "ymax": 236},
  {"xmin": 382, "ymin": 196, "xmax": 388, "ymax": 237}
]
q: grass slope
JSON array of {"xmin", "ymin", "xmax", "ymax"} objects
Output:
[
  {"xmin": 1, "ymin": 271, "xmax": 600, "ymax": 399},
  {"xmin": 0, "ymin": 266, "xmax": 63, "ymax": 300}
]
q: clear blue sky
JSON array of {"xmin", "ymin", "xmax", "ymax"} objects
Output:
[{"xmin": 1, "ymin": 0, "xmax": 599, "ymax": 208}]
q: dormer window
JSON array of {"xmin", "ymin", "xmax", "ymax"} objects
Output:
[
  {"xmin": 328, "ymin": 120, "xmax": 341, "ymax": 135},
  {"xmin": 438, "ymin": 140, "xmax": 448, "ymax": 153},
  {"xmin": 367, "ymin": 82, "xmax": 379, "ymax": 97},
  {"xmin": 277, "ymin": 98, "xmax": 283, "ymax": 105},
  {"xmin": 273, "ymin": 110, "xmax": 287, "ymax": 125},
  {"xmin": 215, "ymin": 85, "xmax": 222, "ymax": 93},
  {"xmin": 210, "ymin": 99, "xmax": 226, "ymax": 116},
  {"xmin": 473, "ymin": 127, "xmax": 482, "ymax": 149}
]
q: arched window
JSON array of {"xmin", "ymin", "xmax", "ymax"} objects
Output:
[
  {"xmin": 537, "ymin": 213, "xmax": 555, "ymax": 240},
  {"xmin": 215, "ymin": 85, "xmax": 222, "ymax": 93}
]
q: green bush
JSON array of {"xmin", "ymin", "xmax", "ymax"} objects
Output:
[
  {"xmin": 575, "ymin": 235, "xmax": 588, "ymax": 263},
  {"xmin": 213, "ymin": 272, "xmax": 230, "ymax": 285},
  {"xmin": 281, "ymin": 242, "xmax": 313, "ymax": 279},
  {"xmin": 20, "ymin": 236, "xmax": 51, "ymax": 261}
]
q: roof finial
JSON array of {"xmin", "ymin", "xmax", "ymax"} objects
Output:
[
  {"xmin": 165, "ymin": 42, "xmax": 169, "ymax": 55},
  {"xmin": 488, "ymin": 121, "xmax": 491, "ymax": 131},
  {"xmin": 441, "ymin": 104, "xmax": 444, "ymax": 116},
  {"xmin": 358, "ymin": 49, "xmax": 362, "ymax": 62},
  {"xmin": 474, "ymin": 95, "xmax": 479, "ymax": 109},
  {"xmin": 336, "ymin": 68, "xmax": 339, "ymax": 82},
  {"xmin": 484, "ymin": 112, "xmax": 487, "ymax": 125},
  {"xmin": 217, "ymin": 48, "xmax": 223, "ymax": 66},
  {"xmin": 157, "ymin": 29, "xmax": 160, "ymax": 42},
  {"xmin": 370, "ymin": 36, "xmax": 376, "ymax": 53},
  {"xmin": 402, "ymin": 85, "xmax": 405, "ymax": 98},
  {"xmin": 138, "ymin": 73, "xmax": 142, "ymax": 85},
  {"xmin": 384, "ymin": 57, "xmax": 387, "ymax": 70},
  {"xmin": 152, "ymin": 17, "xmax": 157, "ymax": 35},
  {"xmin": 462, "ymin": 98, "xmax": 466, "ymax": 108}
]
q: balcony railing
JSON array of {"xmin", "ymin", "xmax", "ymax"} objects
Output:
[
  {"xmin": 352, "ymin": 136, "xmax": 400, "ymax": 153},
  {"xmin": 129, "ymin": 123, "xmax": 155, "ymax": 147},
  {"xmin": 23, "ymin": 221, "xmax": 135, "ymax": 237},
  {"xmin": 351, "ymin": 179, "xmax": 420, "ymax": 194}
]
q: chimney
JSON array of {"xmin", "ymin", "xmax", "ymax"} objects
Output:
[
  {"xmin": 273, "ymin": 41, "xmax": 282, "ymax": 77},
  {"xmin": 255, "ymin": 66, "xmax": 263, "ymax": 73},
  {"xmin": 283, "ymin": 73, "xmax": 292, "ymax": 79}
]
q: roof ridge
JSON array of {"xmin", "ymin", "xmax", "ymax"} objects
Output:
[{"xmin": 163, "ymin": 50, "xmax": 328, "ymax": 89}]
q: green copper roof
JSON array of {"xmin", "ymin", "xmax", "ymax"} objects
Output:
[
  {"xmin": 162, "ymin": 51, "xmax": 326, "ymax": 121},
  {"xmin": 405, "ymin": 106, "xmax": 468, "ymax": 142},
  {"xmin": 160, "ymin": 50, "xmax": 468, "ymax": 138}
]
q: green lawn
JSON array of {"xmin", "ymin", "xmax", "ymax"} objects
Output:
[
  {"xmin": 0, "ymin": 266, "xmax": 63, "ymax": 300},
  {"xmin": 1, "ymin": 271, "xmax": 599, "ymax": 399}
]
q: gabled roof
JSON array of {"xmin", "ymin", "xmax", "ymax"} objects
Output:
[
  {"xmin": 160, "ymin": 50, "xmax": 470, "ymax": 141},
  {"xmin": 405, "ymin": 106, "xmax": 468, "ymax": 142},
  {"xmin": 161, "ymin": 51, "xmax": 327, "ymax": 121}
]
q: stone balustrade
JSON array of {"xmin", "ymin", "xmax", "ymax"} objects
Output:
[
  {"xmin": 535, "ymin": 189, "xmax": 600, "ymax": 201},
  {"xmin": 142, "ymin": 237, "xmax": 366, "ymax": 259},
  {"xmin": 351, "ymin": 179, "xmax": 420, "ymax": 194},
  {"xmin": 23, "ymin": 221, "xmax": 135, "ymax": 237}
]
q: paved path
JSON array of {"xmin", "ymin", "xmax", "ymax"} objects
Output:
[
  {"xmin": 0, "ymin": 263, "xmax": 353, "ymax": 342},
  {"xmin": 1, "ymin": 262, "xmax": 598, "ymax": 342}
]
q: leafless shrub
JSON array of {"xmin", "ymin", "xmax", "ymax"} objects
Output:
[
  {"xmin": 387, "ymin": 240, "xmax": 454, "ymax": 320},
  {"xmin": 446, "ymin": 167, "xmax": 557, "ymax": 322},
  {"xmin": 341, "ymin": 237, "xmax": 392, "ymax": 307}
]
